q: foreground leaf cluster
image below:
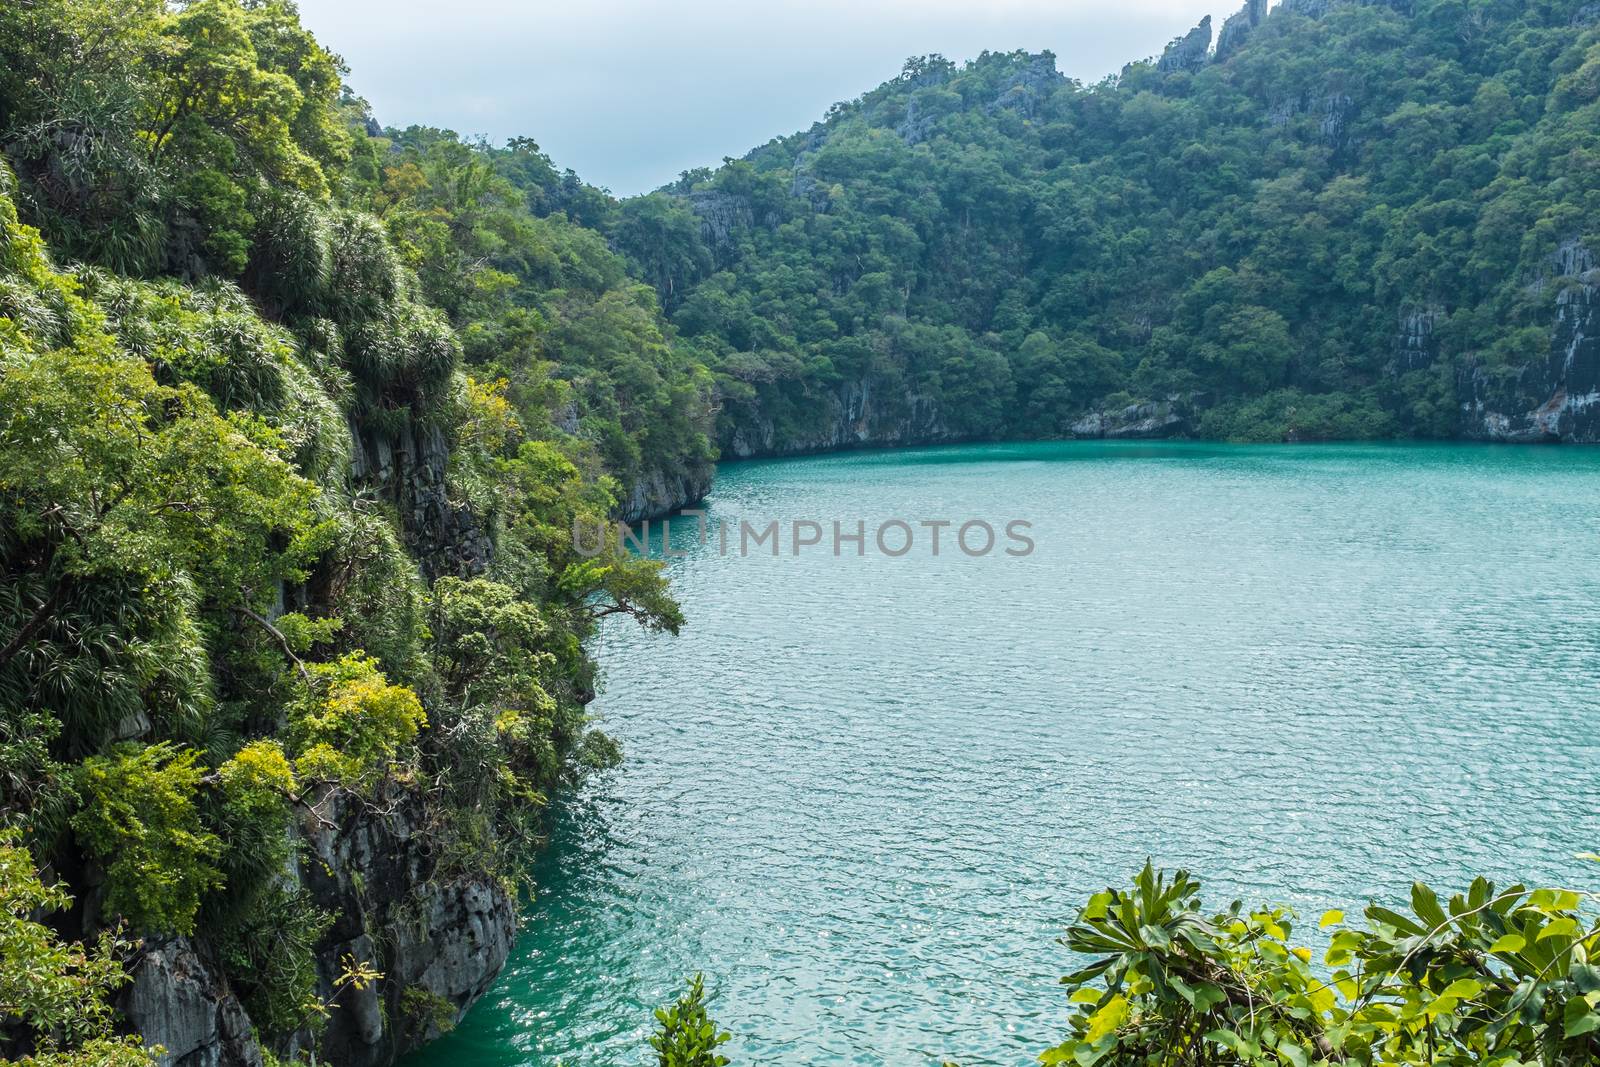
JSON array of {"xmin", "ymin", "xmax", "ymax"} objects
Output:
[{"xmin": 1044, "ymin": 864, "xmax": 1600, "ymax": 1067}]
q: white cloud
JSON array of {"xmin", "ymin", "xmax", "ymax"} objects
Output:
[{"xmin": 294, "ymin": 0, "xmax": 1236, "ymax": 195}]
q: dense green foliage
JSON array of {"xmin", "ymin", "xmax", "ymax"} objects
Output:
[
  {"xmin": 0, "ymin": 831, "xmax": 152, "ymax": 1067},
  {"xmin": 0, "ymin": 0, "xmax": 689, "ymax": 1061},
  {"xmin": 347, "ymin": 126, "xmax": 714, "ymax": 506},
  {"xmin": 610, "ymin": 0, "xmax": 1600, "ymax": 446},
  {"xmin": 1042, "ymin": 864, "xmax": 1600, "ymax": 1066}
]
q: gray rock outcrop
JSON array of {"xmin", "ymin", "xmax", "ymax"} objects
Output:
[
  {"xmin": 301, "ymin": 786, "xmax": 516, "ymax": 1067},
  {"xmin": 689, "ymin": 188, "xmax": 755, "ymax": 262},
  {"xmin": 1216, "ymin": 0, "xmax": 1267, "ymax": 61},
  {"xmin": 1266, "ymin": 90, "xmax": 1358, "ymax": 151},
  {"xmin": 985, "ymin": 53, "xmax": 1063, "ymax": 118},
  {"xmin": 1394, "ymin": 304, "xmax": 1445, "ymax": 373},
  {"xmin": 1459, "ymin": 240, "xmax": 1600, "ymax": 442},
  {"xmin": 348, "ymin": 415, "xmax": 492, "ymax": 579},
  {"xmin": 1157, "ymin": 17, "xmax": 1213, "ymax": 74},
  {"xmin": 723, "ymin": 378, "xmax": 953, "ymax": 459},
  {"xmin": 121, "ymin": 785, "xmax": 517, "ymax": 1067},
  {"xmin": 1070, "ymin": 396, "xmax": 1198, "ymax": 439},
  {"xmin": 615, "ymin": 464, "xmax": 714, "ymax": 523},
  {"xmin": 121, "ymin": 941, "xmax": 263, "ymax": 1067}
]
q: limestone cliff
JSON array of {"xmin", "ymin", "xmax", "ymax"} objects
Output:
[
  {"xmin": 120, "ymin": 786, "xmax": 515, "ymax": 1067},
  {"xmin": 615, "ymin": 463, "xmax": 715, "ymax": 522},
  {"xmin": 116, "ymin": 421, "xmax": 516, "ymax": 1067},
  {"xmin": 1216, "ymin": 0, "xmax": 1267, "ymax": 61},
  {"xmin": 1156, "ymin": 17, "xmax": 1213, "ymax": 74},
  {"xmin": 1070, "ymin": 397, "xmax": 1198, "ymax": 440},
  {"xmin": 1458, "ymin": 241, "xmax": 1600, "ymax": 442},
  {"xmin": 722, "ymin": 378, "xmax": 955, "ymax": 459}
]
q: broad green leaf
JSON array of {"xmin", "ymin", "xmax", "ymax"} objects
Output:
[
  {"xmin": 1488, "ymin": 933, "xmax": 1526, "ymax": 954},
  {"xmin": 1411, "ymin": 883, "xmax": 1448, "ymax": 931},
  {"xmin": 1277, "ymin": 1041, "xmax": 1310, "ymax": 1067},
  {"xmin": 1439, "ymin": 978, "xmax": 1482, "ymax": 1000},
  {"xmin": 1367, "ymin": 906, "xmax": 1426, "ymax": 937},
  {"xmin": 1307, "ymin": 982, "xmax": 1336, "ymax": 1015},
  {"xmin": 1564, "ymin": 996, "xmax": 1600, "ymax": 1038},
  {"xmin": 1204, "ymin": 1030, "xmax": 1245, "ymax": 1055},
  {"xmin": 1039, "ymin": 1042, "xmax": 1074, "ymax": 1064},
  {"xmin": 1319, "ymin": 909, "xmax": 1344, "ymax": 929},
  {"xmin": 1083, "ymin": 995, "xmax": 1128, "ymax": 1044},
  {"xmin": 1529, "ymin": 889, "xmax": 1582, "ymax": 913}
]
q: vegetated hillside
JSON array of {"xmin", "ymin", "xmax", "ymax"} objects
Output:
[
  {"xmin": 0, "ymin": 3, "xmax": 689, "ymax": 1066},
  {"xmin": 610, "ymin": 0, "xmax": 1600, "ymax": 453}
]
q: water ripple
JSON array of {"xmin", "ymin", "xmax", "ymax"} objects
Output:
[{"xmin": 407, "ymin": 441, "xmax": 1600, "ymax": 1067}]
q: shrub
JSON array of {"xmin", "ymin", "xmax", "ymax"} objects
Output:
[
  {"xmin": 216, "ymin": 883, "xmax": 332, "ymax": 1039},
  {"xmin": 0, "ymin": 829, "xmax": 154, "ymax": 1066},
  {"xmin": 71, "ymin": 742, "xmax": 223, "ymax": 935},
  {"xmin": 649, "ymin": 974, "xmax": 731, "ymax": 1067},
  {"xmin": 216, "ymin": 739, "xmax": 296, "ymax": 877},
  {"xmin": 288, "ymin": 653, "xmax": 426, "ymax": 783},
  {"xmin": 1041, "ymin": 863, "xmax": 1600, "ymax": 1067}
]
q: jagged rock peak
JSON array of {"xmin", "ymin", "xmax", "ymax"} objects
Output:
[
  {"xmin": 986, "ymin": 53, "xmax": 1064, "ymax": 118},
  {"xmin": 1157, "ymin": 16, "xmax": 1213, "ymax": 74},
  {"xmin": 1217, "ymin": 0, "xmax": 1268, "ymax": 61}
]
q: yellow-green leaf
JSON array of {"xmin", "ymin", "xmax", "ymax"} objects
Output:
[
  {"xmin": 1488, "ymin": 934, "xmax": 1526, "ymax": 954},
  {"xmin": 1539, "ymin": 917, "xmax": 1580, "ymax": 942},
  {"xmin": 1084, "ymin": 995, "xmax": 1128, "ymax": 1043}
]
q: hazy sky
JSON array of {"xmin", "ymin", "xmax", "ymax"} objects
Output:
[{"xmin": 294, "ymin": 0, "xmax": 1238, "ymax": 196}]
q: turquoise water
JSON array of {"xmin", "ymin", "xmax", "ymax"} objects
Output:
[{"xmin": 408, "ymin": 441, "xmax": 1600, "ymax": 1066}]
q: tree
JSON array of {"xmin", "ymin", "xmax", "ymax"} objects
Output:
[
  {"xmin": 0, "ymin": 830, "xmax": 155, "ymax": 1067},
  {"xmin": 71, "ymin": 742, "xmax": 223, "ymax": 936},
  {"xmin": 0, "ymin": 346, "xmax": 321, "ymax": 688}
]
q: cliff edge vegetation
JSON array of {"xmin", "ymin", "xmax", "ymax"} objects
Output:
[{"xmin": 0, "ymin": 2, "xmax": 691, "ymax": 1065}]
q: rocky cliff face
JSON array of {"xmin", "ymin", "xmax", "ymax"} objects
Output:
[
  {"xmin": 121, "ymin": 786, "xmax": 515, "ymax": 1067},
  {"xmin": 296, "ymin": 787, "xmax": 516, "ymax": 1067},
  {"xmin": 615, "ymin": 463, "xmax": 715, "ymax": 523},
  {"xmin": 985, "ymin": 53, "xmax": 1064, "ymax": 118},
  {"xmin": 1070, "ymin": 396, "xmax": 1198, "ymax": 440},
  {"xmin": 1216, "ymin": 0, "xmax": 1267, "ymax": 61},
  {"xmin": 349, "ymin": 416, "xmax": 493, "ymax": 580},
  {"xmin": 1395, "ymin": 304, "xmax": 1445, "ymax": 373},
  {"xmin": 120, "ymin": 418, "xmax": 515, "ymax": 1067},
  {"xmin": 689, "ymin": 188, "xmax": 757, "ymax": 267},
  {"xmin": 121, "ymin": 943, "xmax": 262, "ymax": 1067},
  {"xmin": 721, "ymin": 385, "xmax": 1205, "ymax": 459},
  {"xmin": 1458, "ymin": 241, "xmax": 1600, "ymax": 442},
  {"xmin": 722, "ymin": 378, "xmax": 955, "ymax": 459},
  {"xmin": 1157, "ymin": 17, "xmax": 1213, "ymax": 74}
]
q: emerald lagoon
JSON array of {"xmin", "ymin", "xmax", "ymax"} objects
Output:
[{"xmin": 409, "ymin": 441, "xmax": 1600, "ymax": 1066}]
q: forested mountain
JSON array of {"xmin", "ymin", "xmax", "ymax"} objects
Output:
[{"xmin": 612, "ymin": 0, "xmax": 1600, "ymax": 451}]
